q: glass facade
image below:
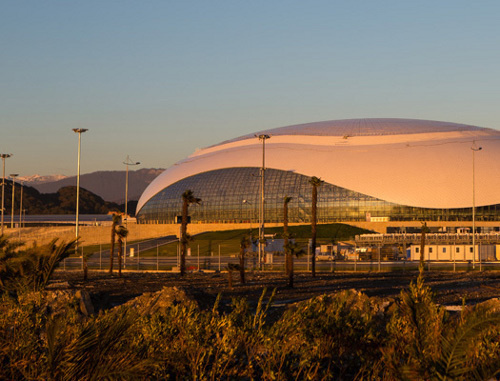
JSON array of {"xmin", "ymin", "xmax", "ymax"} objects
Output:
[{"xmin": 136, "ymin": 167, "xmax": 500, "ymax": 223}]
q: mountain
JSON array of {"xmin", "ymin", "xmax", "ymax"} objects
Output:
[
  {"xmin": 27, "ymin": 168, "xmax": 164, "ymax": 203},
  {"xmin": 1, "ymin": 180, "xmax": 120, "ymax": 215},
  {"xmin": 18, "ymin": 174, "xmax": 69, "ymax": 184}
]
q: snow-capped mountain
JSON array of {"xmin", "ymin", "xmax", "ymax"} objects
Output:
[
  {"xmin": 25, "ymin": 168, "xmax": 164, "ymax": 203},
  {"xmin": 18, "ymin": 174, "xmax": 69, "ymax": 184}
]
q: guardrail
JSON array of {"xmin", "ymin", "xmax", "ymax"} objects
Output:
[{"xmin": 355, "ymin": 233, "xmax": 500, "ymax": 245}]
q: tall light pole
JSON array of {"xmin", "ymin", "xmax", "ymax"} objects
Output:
[
  {"xmin": 256, "ymin": 134, "xmax": 270, "ymax": 269},
  {"xmin": 1, "ymin": 153, "xmax": 13, "ymax": 235},
  {"xmin": 471, "ymin": 142, "xmax": 482, "ymax": 270},
  {"xmin": 19, "ymin": 180, "xmax": 24, "ymax": 228},
  {"xmin": 73, "ymin": 128, "xmax": 88, "ymax": 242},
  {"xmin": 19, "ymin": 180, "xmax": 24, "ymax": 239},
  {"xmin": 123, "ymin": 156, "xmax": 140, "ymax": 261},
  {"xmin": 123, "ymin": 156, "xmax": 141, "ymax": 221},
  {"xmin": 10, "ymin": 174, "xmax": 18, "ymax": 229}
]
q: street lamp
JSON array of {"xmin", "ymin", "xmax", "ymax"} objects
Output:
[
  {"xmin": 72, "ymin": 128, "xmax": 88, "ymax": 242},
  {"xmin": 123, "ymin": 155, "xmax": 141, "ymax": 222},
  {"xmin": 19, "ymin": 180, "xmax": 24, "ymax": 228},
  {"xmin": 123, "ymin": 155, "xmax": 140, "ymax": 261},
  {"xmin": 1, "ymin": 153, "xmax": 13, "ymax": 235},
  {"xmin": 471, "ymin": 142, "xmax": 482, "ymax": 270},
  {"xmin": 18, "ymin": 180, "xmax": 24, "ymax": 240},
  {"xmin": 10, "ymin": 174, "xmax": 18, "ymax": 229},
  {"xmin": 256, "ymin": 134, "xmax": 270, "ymax": 269}
]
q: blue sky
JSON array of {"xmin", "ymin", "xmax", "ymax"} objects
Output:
[{"xmin": 2, "ymin": 1, "xmax": 500, "ymax": 176}]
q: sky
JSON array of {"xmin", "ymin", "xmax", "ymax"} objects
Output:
[{"xmin": 2, "ymin": 0, "xmax": 500, "ymax": 177}]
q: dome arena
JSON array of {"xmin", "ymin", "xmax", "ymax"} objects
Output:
[{"xmin": 136, "ymin": 118, "xmax": 500, "ymax": 224}]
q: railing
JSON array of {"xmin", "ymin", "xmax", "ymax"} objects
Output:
[{"xmin": 355, "ymin": 233, "xmax": 500, "ymax": 245}]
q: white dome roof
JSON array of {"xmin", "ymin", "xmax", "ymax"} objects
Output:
[{"xmin": 137, "ymin": 118, "xmax": 500, "ymax": 213}]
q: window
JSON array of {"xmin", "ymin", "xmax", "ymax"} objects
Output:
[
  {"xmin": 415, "ymin": 247, "xmax": 419, "ymax": 253},
  {"xmin": 456, "ymin": 248, "xmax": 460, "ymax": 253},
  {"xmin": 442, "ymin": 248, "xmax": 446, "ymax": 253},
  {"xmin": 136, "ymin": 166, "xmax": 500, "ymax": 223},
  {"xmin": 470, "ymin": 247, "xmax": 474, "ymax": 253},
  {"xmin": 429, "ymin": 248, "xmax": 433, "ymax": 253}
]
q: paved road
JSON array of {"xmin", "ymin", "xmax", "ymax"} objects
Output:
[{"xmin": 81, "ymin": 235, "xmax": 178, "ymax": 258}]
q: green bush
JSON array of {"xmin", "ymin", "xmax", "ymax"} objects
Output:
[
  {"xmin": 0, "ymin": 235, "xmax": 76, "ymax": 296},
  {"xmin": 0, "ymin": 272, "xmax": 498, "ymax": 380}
]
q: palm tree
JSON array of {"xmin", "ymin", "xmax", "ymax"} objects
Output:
[
  {"xmin": 0, "ymin": 236, "xmax": 76, "ymax": 295},
  {"xmin": 419, "ymin": 221, "xmax": 429, "ymax": 277},
  {"xmin": 309, "ymin": 176, "xmax": 324, "ymax": 278},
  {"xmin": 180, "ymin": 190, "xmax": 201, "ymax": 276},
  {"xmin": 239, "ymin": 233, "xmax": 251, "ymax": 284},
  {"xmin": 283, "ymin": 196, "xmax": 293, "ymax": 286},
  {"xmin": 115, "ymin": 224, "xmax": 129, "ymax": 277},
  {"xmin": 108, "ymin": 214, "xmax": 121, "ymax": 274},
  {"xmin": 82, "ymin": 250, "xmax": 93, "ymax": 281}
]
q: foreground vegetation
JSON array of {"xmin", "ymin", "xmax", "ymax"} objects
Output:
[
  {"xmin": 1, "ymin": 235, "xmax": 499, "ymax": 380},
  {"xmin": 1, "ymin": 276, "xmax": 500, "ymax": 380}
]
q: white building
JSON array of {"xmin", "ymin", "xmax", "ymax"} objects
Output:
[{"xmin": 136, "ymin": 118, "xmax": 500, "ymax": 224}]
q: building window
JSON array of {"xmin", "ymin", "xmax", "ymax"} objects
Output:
[
  {"xmin": 442, "ymin": 248, "xmax": 446, "ymax": 253},
  {"xmin": 429, "ymin": 248, "xmax": 433, "ymax": 253},
  {"xmin": 136, "ymin": 166, "xmax": 500, "ymax": 223},
  {"xmin": 415, "ymin": 247, "xmax": 419, "ymax": 253},
  {"xmin": 470, "ymin": 247, "xmax": 474, "ymax": 253},
  {"xmin": 456, "ymin": 248, "xmax": 460, "ymax": 253}
]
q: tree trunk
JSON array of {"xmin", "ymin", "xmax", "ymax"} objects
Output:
[
  {"xmin": 311, "ymin": 185, "xmax": 317, "ymax": 278},
  {"xmin": 117, "ymin": 237, "xmax": 123, "ymax": 277},
  {"xmin": 419, "ymin": 223, "xmax": 427, "ymax": 277},
  {"xmin": 284, "ymin": 200, "xmax": 289, "ymax": 276},
  {"xmin": 239, "ymin": 245, "xmax": 245, "ymax": 284},
  {"xmin": 109, "ymin": 225, "xmax": 116, "ymax": 274},
  {"xmin": 180, "ymin": 199, "xmax": 188, "ymax": 276},
  {"xmin": 83, "ymin": 256, "xmax": 88, "ymax": 281},
  {"xmin": 284, "ymin": 197, "xmax": 293, "ymax": 287}
]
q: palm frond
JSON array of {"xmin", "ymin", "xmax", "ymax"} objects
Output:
[{"xmin": 436, "ymin": 310, "xmax": 500, "ymax": 380}]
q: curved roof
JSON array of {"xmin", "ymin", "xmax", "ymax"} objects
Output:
[
  {"xmin": 137, "ymin": 118, "xmax": 500, "ymax": 213},
  {"xmin": 220, "ymin": 118, "xmax": 483, "ymax": 142}
]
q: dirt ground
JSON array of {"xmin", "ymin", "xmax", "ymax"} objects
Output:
[{"xmin": 51, "ymin": 269, "xmax": 500, "ymax": 313}]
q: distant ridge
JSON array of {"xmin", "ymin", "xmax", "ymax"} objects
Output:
[
  {"xmin": 18, "ymin": 174, "xmax": 69, "ymax": 184},
  {"xmin": 28, "ymin": 168, "xmax": 164, "ymax": 203}
]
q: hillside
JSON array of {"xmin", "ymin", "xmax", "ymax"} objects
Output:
[
  {"xmin": 1, "ymin": 180, "xmax": 121, "ymax": 215},
  {"xmin": 27, "ymin": 168, "xmax": 163, "ymax": 203}
]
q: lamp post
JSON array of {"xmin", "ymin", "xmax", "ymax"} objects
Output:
[
  {"xmin": 72, "ymin": 128, "xmax": 88, "ymax": 243},
  {"xmin": 471, "ymin": 142, "xmax": 482, "ymax": 270},
  {"xmin": 18, "ymin": 180, "xmax": 23, "ymax": 240},
  {"xmin": 19, "ymin": 180, "xmax": 24, "ymax": 228},
  {"xmin": 123, "ymin": 156, "xmax": 140, "ymax": 222},
  {"xmin": 123, "ymin": 156, "xmax": 140, "ymax": 262},
  {"xmin": 1, "ymin": 153, "xmax": 13, "ymax": 235},
  {"xmin": 10, "ymin": 174, "xmax": 18, "ymax": 229},
  {"xmin": 256, "ymin": 134, "xmax": 270, "ymax": 269}
]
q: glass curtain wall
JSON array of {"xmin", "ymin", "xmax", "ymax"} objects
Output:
[{"xmin": 136, "ymin": 167, "xmax": 500, "ymax": 223}]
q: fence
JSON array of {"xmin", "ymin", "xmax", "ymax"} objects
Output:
[{"xmin": 60, "ymin": 238, "xmax": 500, "ymax": 274}]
